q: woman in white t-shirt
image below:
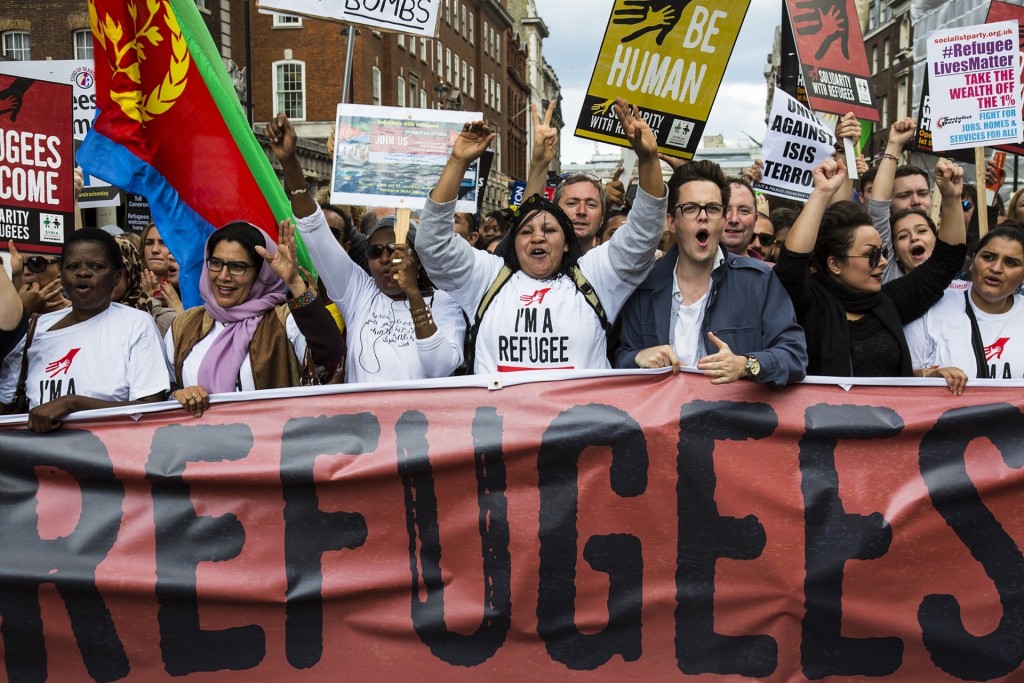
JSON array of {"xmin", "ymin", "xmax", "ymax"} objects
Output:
[
  {"xmin": 265, "ymin": 113, "xmax": 466, "ymax": 383},
  {"xmin": 415, "ymin": 100, "xmax": 667, "ymax": 373},
  {"xmin": 905, "ymin": 226, "xmax": 1024, "ymax": 382},
  {"xmin": 0, "ymin": 228, "xmax": 170, "ymax": 432}
]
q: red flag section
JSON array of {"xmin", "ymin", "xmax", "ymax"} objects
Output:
[{"xmin": 0, "ymin": 372, "xmax": 1022, "ymax": 681}]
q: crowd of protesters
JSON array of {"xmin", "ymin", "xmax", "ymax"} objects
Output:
[{"xmin": 2, "ymin": 96, "xmax": 1022, "ymax": 432}]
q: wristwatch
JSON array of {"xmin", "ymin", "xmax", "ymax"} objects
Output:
[{"xmin": 745, "ymin": 354, "xmax": 761, "ymax": 379}]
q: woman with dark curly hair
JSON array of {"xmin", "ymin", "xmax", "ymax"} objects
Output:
[{"xmin": 774, "ymin": 156, "xmax": 967, "ymax": 391}]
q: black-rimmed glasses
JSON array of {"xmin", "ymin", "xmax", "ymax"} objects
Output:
[
  {"xmin": 207, "ymin": 257, "xmax": 255, "ymax": 276},
  {"xmin": 672, "ymin": 202, "xmax": 725, "ymax": 219}
]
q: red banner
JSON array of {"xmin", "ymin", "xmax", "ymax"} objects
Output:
[
  {"xmin": 0, "ymin": 373, "xmax": 1022, "ymax": 681},
  {"xmin": 786, "ymin": 0, "xmax": 879, "ymax": 121}
]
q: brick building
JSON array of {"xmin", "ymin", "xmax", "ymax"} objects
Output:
[{"xmin": 0, "ymin": 0, "xmax": 542, "ymax": 213}]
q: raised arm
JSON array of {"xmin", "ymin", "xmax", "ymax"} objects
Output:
[
  {"xmin": 524, "ymin": 100, "xmax": 558, "ymax": 199},
  {"xmin": 785, "ymin": 157, "xmax": 849, "ymax": 254},
  {"xmin": 933, "ymin": 157, "xmax": 966, "ymax": 246},
  {"xmin": 830, "ymin": 113, "xmax": 861, "ymax": 204},
  {"xmin": 871, "ymin": 117, "xmax": 916, "ymax": 203},
  {"xmin": 265, "ymin": 113, "xmax": 316, "ymax": 219},
  {"xmin": 431, "ymin": 121, "xmax": 496, "ymax": 203},
  {"xmin": 612, "ymin": 97, "xmax": 665, "ymax": 199}
]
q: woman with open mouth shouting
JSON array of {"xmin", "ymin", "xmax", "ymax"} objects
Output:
[
  {"xmin": 415, "ymin": 97, "xmax": 667, "ymax": 373},
  {"xmin": 265, "ymin": 114, "xmax": 466, "ymax": 383},
  {"xmin": 0, "ymin": 228, "xmax": 169, "ymax": 432},
  {"xmin": 774, "ymin": 156, "xmax": 967, "ymax": 389},
  {"xmin": 905, "ymin": 225, "xmax": 1024, "ymax": 385}
]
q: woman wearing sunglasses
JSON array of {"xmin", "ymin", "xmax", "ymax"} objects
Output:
[
  {"xmin": 774, "ymin": 156, "xmax": 967, "ymax": 384},
  {"xmin": 165, "ymin": 220, "xmax": 343, "ymax": 417},
  {"xmin": 265, "ymin": 114, "xmax": 466, "ymax": 383},
  {"xmin": 0, "ymin": 229, "xmax": 169, "ymax": 432},
  {"xmin": 7, "ymin": 241, "xmax": 68, "ymax": 314}
]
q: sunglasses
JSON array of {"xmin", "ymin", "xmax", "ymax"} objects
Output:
[
  {"xmin": 25, "ymin": 256, "xmax": 60, "ymax": 273},
  {"xmin": 368, "ymin": 242, "xmax": 398, "ymax": 259},
  {"xmin": 962, "ymin": 200, "xmax": 974, "ymax": 211},
  {"xmin": 753, "ymin": 232, "xmax": 776, "ymax": 247},
  {"xmin": 845, "ymin": 245, "xmax": 889, "ymax": 269}
]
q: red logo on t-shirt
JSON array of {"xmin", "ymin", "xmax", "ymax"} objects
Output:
[
  {"xmin": 520, "ymin": 288, "xmax": 551, "ymax": 306},
  {"xmin": 985, "ymin": 337, "xmax": 1011, "ymax": 361},
  {"xmin": 45, "ymin": 348, "xmax": 80, "ymax": 377}
]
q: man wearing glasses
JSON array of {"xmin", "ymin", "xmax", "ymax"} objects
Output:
[{"xmin": 614, "ymin": 160, "xmax": 807, "ymax": 386}]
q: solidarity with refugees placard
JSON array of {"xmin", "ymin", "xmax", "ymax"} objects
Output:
[
  {"xmin": 575, "ymin": 0, "xmax": 750, "ymax": 159},
  {"xmin": 756, "ymin": 89, "xmax": 836, "ymax": 202},
  {"xmin": 927, "ymin": 20, "xmax": 1022, "ymax": 151}
]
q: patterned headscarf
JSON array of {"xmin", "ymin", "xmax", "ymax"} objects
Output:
[{"xmin": 114, "ymin": 235, "xmax": 154, "ymax": 312}]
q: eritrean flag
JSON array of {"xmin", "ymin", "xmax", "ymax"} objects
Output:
[{"xmin": 79, "ymin": 0, "xmax": 298, "ymax": 308}]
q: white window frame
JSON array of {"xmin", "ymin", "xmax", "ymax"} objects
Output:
[
  {"xmin": 495, "ymin": 33, "xmax": 501, "ymax": 64},
  {"xmin": 372, "ymin": 66, "xmax": 382, "ymax": 106},
  {"xmin": 420, "ymin": 88, "xmax": 427, "ymax": 108},
  {"xmin": 469, "ymin": 66, "xmax": 475, "ymax": 97},
  {"xmin": 436, "ymin": 40, "xmax": 443, "ymax": 76},
  {"xmin": 397, "ymin": 76, "xmax": 406, "ymax": 107},
  {"xmin": 469, "ymin": 12, "xmax": 475, "ymax": 45},
  {"xmin": 272, "ymin": 13, "xmax": 302, "ymax": 28},
  {"xmin": 272, "ymin": 60, "xmax": 306, "ymax": 121},
  {"xmin": 73, "ymin": 29, "xmax": 93, "ymax": 60},
  {"xmin": 2, "ymin": 31, "xmax": 30, "ymax": 61}
]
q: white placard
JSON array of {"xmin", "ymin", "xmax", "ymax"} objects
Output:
[
  {"xmin": 257, "ymin": 0, "xmax": 441, "ymax": 37},
  {"xmin": 755, "ymin": 89, "xmax": 837, "ymax": 202},
  {"xmin": 927, "ymin": 20, "xmax": 1022, "ymax": 151}
]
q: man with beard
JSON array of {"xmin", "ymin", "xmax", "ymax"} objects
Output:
[{"xmin": 614, "ymin": 160, "xmax": 806, "ymax": 386}]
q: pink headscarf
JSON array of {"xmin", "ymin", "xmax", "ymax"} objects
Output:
[{"xmin": 196, "ymin": 224, "xmax": 287, "ymax": 393}]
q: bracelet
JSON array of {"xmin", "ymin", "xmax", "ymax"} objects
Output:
[
  {"xmin": 880, "ymin": 152, "xmax": 899, "ymax": 163},
  {"xmin": 288, "ymin": 288, "xmax": 317, "ymax": 310},
  {"xmin": 288, "ymin": 183, "xmax": 309, "ymax": 196}
]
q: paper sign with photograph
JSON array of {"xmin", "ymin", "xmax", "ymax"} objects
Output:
[
  {"xmin": 330, "ymin": 104, "xmax": 481, "ymax": 212},
  {"xmin": 257, "ymin": 0, "xmax": 441, "ymax": 37},
  {"xmin": 926, "ymin": 20, "xmax": 1021, "ymax": 151}
]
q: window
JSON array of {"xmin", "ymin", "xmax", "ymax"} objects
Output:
[
  {"xmin": 878, "ymin": 94, "xmax": 888, "ymax": 127},
  {"xmin": 484, "ymin": 74, "xmax": 490, "ymax": 107},
  {"xmin": 483, "ymin": 22, "xmax": 490, "ymax": 56},
  {"xmin": 872, "ymin": 45, "xmax": 879, "ymax": 73},
  {"xmin": 445, "ymin": 0, "xmax": 451, "ymax": 24},
  {"xmin": 273, "ymin": 61, "xmax": 305, "ymax": 120},
  {"xmin": 2, "ymin": 31, "xmax": 30, "ymax": 61},
  {"xmin": 372, "ymin": 66, "xmax": 382, "ymax": 106},
  {"xmin": 73, "ymin": 29, "xmax": 93, "ymax": 60},
  {"xmin": 196, "ymin": 0, "xmax": 209, "ymax": 10},
  {"xmin": 436, "ymin": 40, "xmax": 443, "ymax": 76},
  {"xmin": 495, "ymin": 33, "xmax": 501, "ymax": 64},
  {"xmin": 420, "ymin": 88, "xmax": 427, "ymax": 108},
  {"xmin": 272, "ymin": 14, "xmax": 302, "ymax": 28},
  {"xmin": 495, "ymin": 86, "xmax": 500, "ymax": 113},
  {"xmin": 469, "ymin": 12, "xmax": 475, "ymax": 45},
  {"xmin": 461, "ymin": 61, "xmax": 467, "ymax": 93},
  {"xmin": 453, "ymin": 54, "xmax": 460, "ymax": 90},
  {"xmin": 421, "ymin": 38, "xmax": 429, "ymax": 63},
  {"xmin": 397, "ymin": 76, "xmax": 406, "ymax": 106},
  {"xmin": 469, "ymin": 66, "xmax": 475, "ymax": 97},
  {"xmin": 883, "ymin": 39, "xmax": 890, "ymax": 65},
  {"xmin": 409, "ymin": 35, "xmax": 416, "ymax": 54},
  {"xmin": 398, "ymin": 34, "xmax": 405, "ymax": 49},
  {"xmin": 460, "ymin": 5, "xmax": 467, "ymax": 37},
  {"xmin": 445, "ymin": 48, "xmax": 452, "ymax": 83}
]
